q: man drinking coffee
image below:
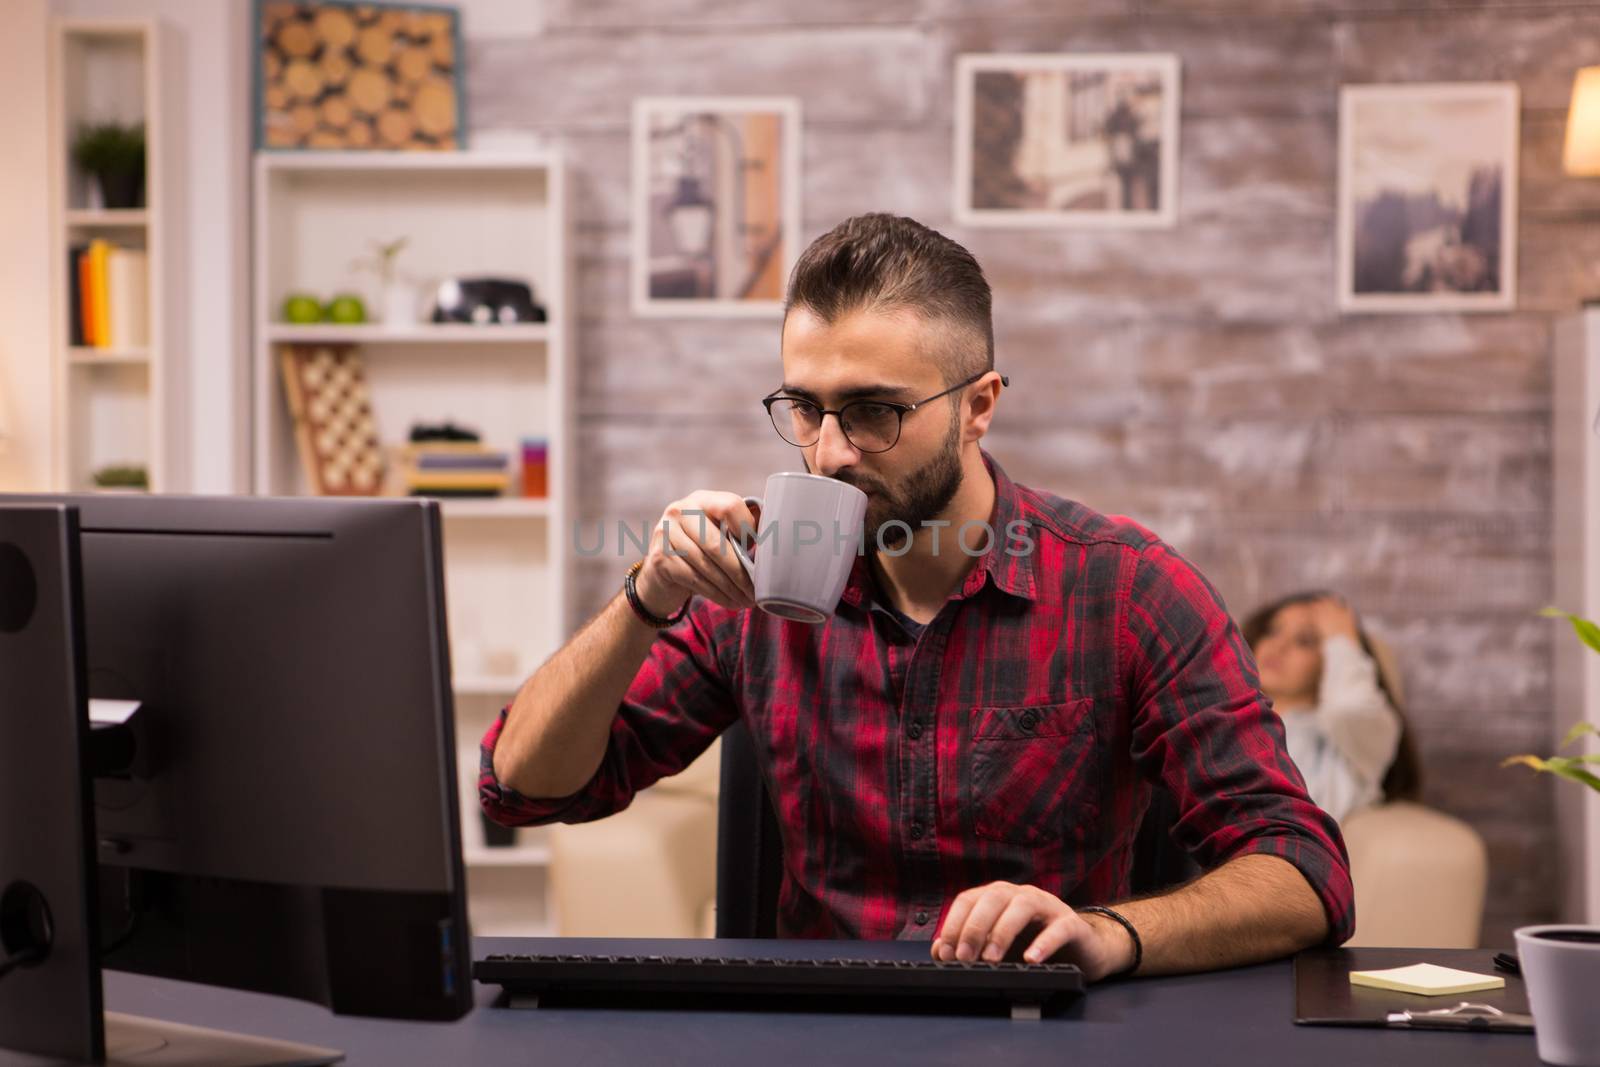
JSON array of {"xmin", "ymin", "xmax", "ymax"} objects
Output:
[{"xmin": 482, "ymin": 214, "xmax": 1353, "ymax": 981}]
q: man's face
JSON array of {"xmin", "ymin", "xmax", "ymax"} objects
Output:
[{"xmin": 777, "ymin": 307, "xmax": 966, "ymax": 548}]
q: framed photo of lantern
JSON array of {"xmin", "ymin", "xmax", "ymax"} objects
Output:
[{"xmin": 632, "ymin": 96, "xmax": 802, "ymax": 317}]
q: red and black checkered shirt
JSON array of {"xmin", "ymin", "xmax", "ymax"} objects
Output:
[{"xmin": 481, "ymin": 452, "xmax": 1354, "ymax": 943}]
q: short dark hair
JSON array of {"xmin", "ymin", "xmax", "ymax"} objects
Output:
[{"xmin": 783, "ymin": 214, "xmax": 994, "ymax": 385}]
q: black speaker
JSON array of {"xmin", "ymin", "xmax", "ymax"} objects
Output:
[{"xmin": 430, "ymin": 277, "xmax": 546, "ymax": 325}]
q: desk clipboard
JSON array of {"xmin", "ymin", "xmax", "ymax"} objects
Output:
[{"xmin": 1294, "ymin": 948, "xmax": 1529, "ymax": 1028}]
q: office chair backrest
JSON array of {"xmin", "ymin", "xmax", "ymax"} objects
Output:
[
  {"xmin": 1128, "ymin": 786, "xmax": 1203, "ymax": 895},
  {"xmin": 713, "ymin": 721, "xmax": 784, "ymax": 938}
]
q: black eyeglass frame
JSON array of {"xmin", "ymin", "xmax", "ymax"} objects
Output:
[{"xmin": 761, "ymin": 371, "xmax": 1010, "ymax": 454}]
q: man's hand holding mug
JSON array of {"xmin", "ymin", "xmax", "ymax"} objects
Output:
[
  {"xmin": 634, "ymin": 491, "xmax": 761, "ymax": 616},
  {"xmin": 633, "ymin": 473, "xmax": 869, "ymax": 624}
]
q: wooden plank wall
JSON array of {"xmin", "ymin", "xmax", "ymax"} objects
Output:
[{"xmin": 465, "ymin": 0, "xmax": 1599, "ymax": 944}]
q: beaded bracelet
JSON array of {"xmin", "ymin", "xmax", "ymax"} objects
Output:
[
  {"xmin": 624, "ymin": 560, "xmax": 688, "ymax": 629},
  {"xmin": 1078, "ymin": 904, "xmax": 1143, "ymax": 977}
]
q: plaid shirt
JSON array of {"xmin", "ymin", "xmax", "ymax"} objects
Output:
[{"xmin": 481, "ymin": 452, "xmax": 1354, "ymax": 943}]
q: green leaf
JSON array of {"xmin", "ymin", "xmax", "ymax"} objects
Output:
[
  {"xmin": 1547, "ymin": 765, "xmax": 1600, "ymax": 792},
  {"xmin": 1577, "ymin": 619, "xmax": 1600, "ymax": 656},
  {"xmin": 1502, "ymin": 753, "xmax": 1600, "ymax": 794},
  {"xmin": 1544, "ymin": 756, "xmax": 1600, "ymax": 772},
  {"xmin": 1560, "ymin": 721, "xmax": 1599, "ymax": 749},
  {"xmin": 1541, "ymin": 607, "xmax": 1600, "ymax": 656}
]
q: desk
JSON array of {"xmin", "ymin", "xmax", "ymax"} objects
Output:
[{"xmin": 16, "ymin": 940, "xmax": 1543, "ymax": 1066}]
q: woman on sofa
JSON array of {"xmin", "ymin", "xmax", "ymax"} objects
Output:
[{"xmin": 1241, "ymin": 592, "xmax": 1421, "ymax": 824}]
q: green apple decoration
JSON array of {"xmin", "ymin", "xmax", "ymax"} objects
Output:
[
  {"xmin": 282, "ymin": 292, "xmax": 323, "ymax": 324},
  {"xmin": 325, "ymin": 294, "xmax": 367, "ymax": 324}
]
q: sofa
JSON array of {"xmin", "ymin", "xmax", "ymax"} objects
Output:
[{"xmin": 547, "ymin": 738, "xmax": 721, "ymax": 939}]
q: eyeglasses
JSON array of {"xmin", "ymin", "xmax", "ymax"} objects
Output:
[{"xmin": 762, "ymin": 371, "xmax": 1009, "ymax": 454}]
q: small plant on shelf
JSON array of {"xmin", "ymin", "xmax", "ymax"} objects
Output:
[
  {"xmin": 91, "ymin": 464, "xmax": 149, "ymax": 491},
  {"xmin": 351, "ymin": 237, "xmax": 409, "ymax": 286},
  {"xmin": 351, "ymin": 237, "xmax": 417, "ymax": 325},
  {"xmin": 71, "ymin": 122, "xmax": 146, "ymax": 209}
]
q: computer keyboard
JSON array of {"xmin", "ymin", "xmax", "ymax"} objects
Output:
[{"xmin": 473, "ymin": 952, "xmax": 1085, "ymax": 1019}]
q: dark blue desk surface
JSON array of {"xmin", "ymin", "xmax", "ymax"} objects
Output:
[{"xmin": 30, "ymin": 940, "xmax": 1547, "ymax": 1066}]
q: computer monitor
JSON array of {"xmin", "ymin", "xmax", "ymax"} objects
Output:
[{"xmin": 0, "ymin": 493, "xmax": 472, "ymax": 1062}]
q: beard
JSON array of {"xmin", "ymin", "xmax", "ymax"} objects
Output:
[{"xmin": 817, "ymin": 413, "xmax": 964, "ymax": 553}]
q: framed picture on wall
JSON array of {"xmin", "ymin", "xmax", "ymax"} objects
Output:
[
  {"xmin": 632, "ymin": 96, "xmax": 802, "ymax": 318},
  {"xmin": 954, "ymin": 53, "xmax": 1181, "ymax": 229},
  {"xmin": 1337, "ymin": 83, "xmax": 1519, "ymax": 313},
  {"xmin": 253, "ymin": 0, "xmax": 466, "ymax": 151}
]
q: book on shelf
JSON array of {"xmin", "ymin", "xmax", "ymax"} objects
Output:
[
  {"xmin": 68, "ymin": 242, "xmax": 87, "ymax": 347},
  {"xmin": 89, "ymin": 239, "xmax": 111, "ymax": 347},
  {"xmin": 404, "ymin": 474, "xmax": 512, "ymax": 497},
  {"xmin": 401, "ymin": 441, "xmax": 512, "ymax": 497},
  {"xmin": 106, "ymin": 247, "xmax": 149, "ymax": 349},
  {"xmin": 413, "ymin": 451, "xmax": 512, "ymax": 471},
  {"xmin": 72, "ymin": 240, "xmax": 148, "ymax": 350},
  {"xmin": 77, "ymin": 244, "xmax": 95, "ymax": 345}
]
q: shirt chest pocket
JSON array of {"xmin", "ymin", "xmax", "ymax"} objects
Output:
[{"xmin": 967, "ymin": 698, "xmax": 1101, "ymax": 847}]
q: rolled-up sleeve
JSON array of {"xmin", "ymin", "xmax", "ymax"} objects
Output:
[
  {"xmin": 480, "ymin": 599, "xmax": 742, "ymax": 827},
  {"xmin": 1121, "ymin": 541, "xmax": 1356, "ymax": 944}
]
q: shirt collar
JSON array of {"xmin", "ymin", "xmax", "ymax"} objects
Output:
[{"xmin": 839, "ymin": 449, "xmax": 1037, "ymax": 611}]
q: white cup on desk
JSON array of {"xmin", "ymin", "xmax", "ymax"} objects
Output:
[
  {"xmin": 726, "ymin": 472, "xmax": 867, "ymax": 624},
  {"xmin": 1514, "ymin": 924, "xmax": 1600, "ymax": 1066}
]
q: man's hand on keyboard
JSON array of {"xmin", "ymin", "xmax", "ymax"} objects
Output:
[{"xmin": 931, "ymin": 881, "xmax": 1135, "ymax": 982}]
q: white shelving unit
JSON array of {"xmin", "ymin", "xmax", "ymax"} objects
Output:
[
  {"xmin": 263, "ymin": 323, "xmax": 551, "ymax": 344},
  {"xmin": 453, "ymin": 672, "xmax": 535, "ymax": 695},
  {"xmin": 1553, "ymin": 310, "xmax": 1600, "ymax": 926},
  {"xmin": 438, "ymin": 498, "xmax": 552, "ymax": 520},
  {"xmin": 47, "ymin": 18, "xmax": 182, "ymax": 492},
  {"xmin": 254, "ymin": 150, "xmax": 574, "ymax": 937},
  {"xmin": 64, "ymin": 208, "xmax": 149, "ymax": 227}
]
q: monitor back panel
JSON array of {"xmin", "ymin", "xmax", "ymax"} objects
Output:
[{"xmin": 0, "ymin": 504, "xmax": 104, "ymax": 1060}]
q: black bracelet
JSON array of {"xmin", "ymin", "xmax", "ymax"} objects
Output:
[
  {"xmin": 1079, "ymin": 905, "xmax": 1142, "ymax": 977},
  {"xmin": 624, "ymin": 560, "xmax": 688, "ymax": 629}
]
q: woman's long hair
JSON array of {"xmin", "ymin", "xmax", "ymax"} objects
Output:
[{"xmin": 1240, "ymin": 591, "xmax": 1422, "ymax": 803}]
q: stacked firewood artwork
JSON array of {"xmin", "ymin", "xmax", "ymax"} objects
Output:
[{"xmin": 258, "ymin": 3, "xmax": 461, "ymax": 151}]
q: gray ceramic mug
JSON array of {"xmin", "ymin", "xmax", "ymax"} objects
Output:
[{"xmin": 726, "ymin": 472, "xmax": 868, "ymax": 624}]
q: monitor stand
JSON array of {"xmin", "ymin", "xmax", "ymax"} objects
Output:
[
  {"xmin": 0, "ymin": 505, "xmax": 342, "ymax": 1067},
  {"xmin": 100, "ymin": 1013, "xmax": 340, "ymax": 1067}
]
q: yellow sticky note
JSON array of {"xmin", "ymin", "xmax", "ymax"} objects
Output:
[{"xmin": 1349, "ymin": 963, "xmax": 1506, "ymax": 997}]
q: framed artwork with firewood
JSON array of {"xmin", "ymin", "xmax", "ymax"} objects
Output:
[{"xmin": 253, "ymin": 0, "xmax": 466, "ymax": 151}]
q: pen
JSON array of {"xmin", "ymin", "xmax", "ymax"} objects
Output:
[
  {"xmin": 1493, "ymin": 952, "xmax": 1521, "ymax": 976},
  {"xmin": 1386, "ymin": 1002, "xmax": 1534, "ymax": 1033}
]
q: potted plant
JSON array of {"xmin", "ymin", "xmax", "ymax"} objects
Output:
[
  {"xmin": 91, "ymin": 464, "xmax": 149, "ymax": 493},
  {"xmin": 1503, "ymin": 607, "xmax": 1600, "ymax": 1067},
  {"xmin": 351, "ymin": 237, "xmax": 414, "ymax": 326},
  {"xmin": 71, "ymin": 122, "xmax": 146, "ymax": 209}
]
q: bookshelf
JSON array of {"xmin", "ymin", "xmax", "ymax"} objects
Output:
[
  {"xmin": 47, "ymin": 18, "xmax": 180, "ymax": 493},
  {"xmin": 264, "ymin": 323, "xmax": 551, "ymax": 344},
  {"xmin": 254, "ymin": 150, "xmax": 573, "ymax": 936}
]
